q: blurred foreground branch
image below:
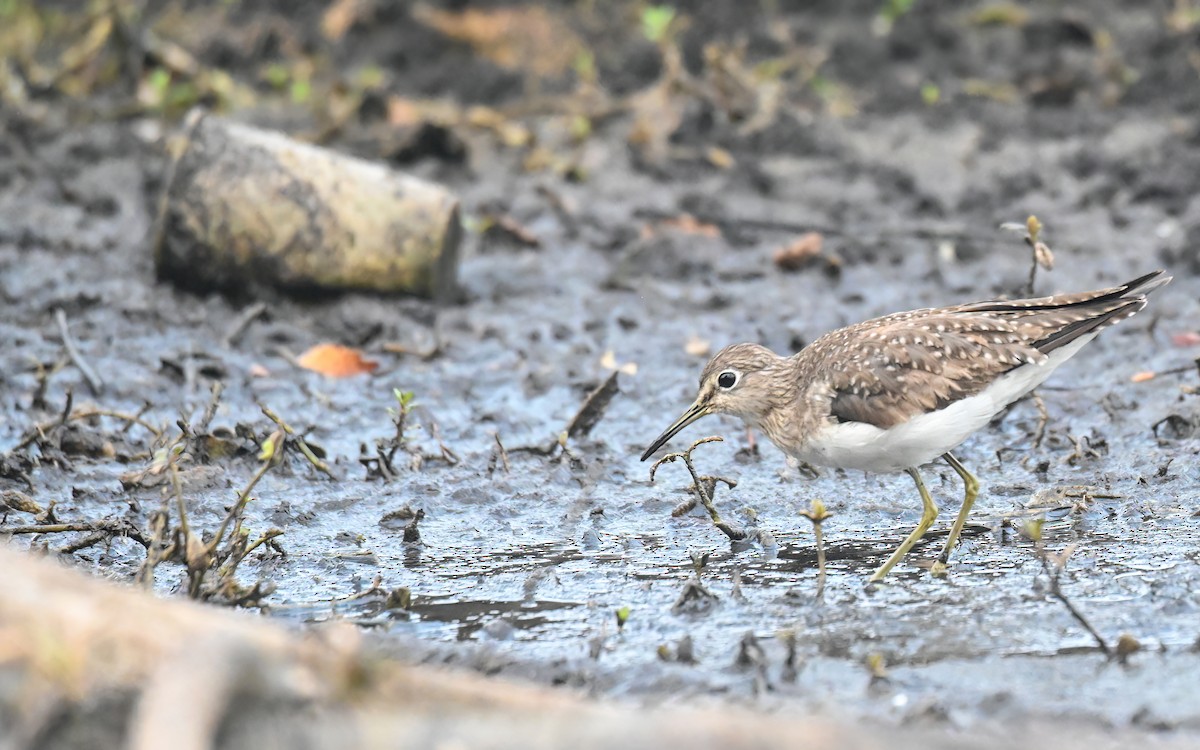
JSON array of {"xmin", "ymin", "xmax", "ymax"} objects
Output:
[{"xmin": 0, "ymin": 547, "xmax": 1170, "ymax": 750}]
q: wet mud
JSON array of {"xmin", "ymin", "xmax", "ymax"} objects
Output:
[{"xmin": 2, "ymin": 0, "xmax": 1199, "ymax": 740}]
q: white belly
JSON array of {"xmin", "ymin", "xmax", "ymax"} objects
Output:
[{"xmin": 792, "ymin": 335, "xmax": 1094, "ymax": 472}]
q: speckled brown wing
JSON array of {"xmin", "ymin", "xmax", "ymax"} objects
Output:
[
  {"xmin": 816, "ymin": 271, "xmax": 1168, "ymax": 429},
  {"xmin": 815, "ymin": 312, "xmax": 1046, "ymax": 429}
]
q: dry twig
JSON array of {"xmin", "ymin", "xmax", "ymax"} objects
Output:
[
  {"xmin": 799, "ymin": 499, "xmax": 832, "ymax": 601},
  {"xmin": 649, "ymin": 436, "xmax": 747, "ymax": 541},
  {"xmin": 261, "ymin": 404, "xmax": 337, "ymax": 479},
  {"xmin": 1022, "ymin": 519, "xmax": 1112, "ymax": 658},
  {"xmin": 55, "ymin": 308, "xmax": 105, "ymax": 396}
]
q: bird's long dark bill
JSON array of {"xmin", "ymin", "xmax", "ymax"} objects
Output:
[{"xmin": 640, "ymin": 401, "xmax": 709, "ymax": 461}]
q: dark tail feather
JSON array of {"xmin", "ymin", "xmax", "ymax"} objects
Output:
[
  {"xmin": 1120, "ymin": 269, "xmax": 1172, "ymax": 298},
  {"xmin": 1034, "ymin": 298, "xmax": 1144, "ymax": 354},
  {"xmin": 963, "ymin": 270, "xmax": 1172, "ymax": 314},
  {"xmin": 1032, "ymin": 270, "xmax": 1171, "ymax": 354}
]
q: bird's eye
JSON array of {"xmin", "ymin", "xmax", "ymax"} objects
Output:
[{"xmin": 717, "ymin": 370, "xmax": 738, "ymax": 389}]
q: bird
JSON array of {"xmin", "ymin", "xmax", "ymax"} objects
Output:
[{"xmin": 641, "ymin": 270, "xmax": 1171, "ymax": 582}]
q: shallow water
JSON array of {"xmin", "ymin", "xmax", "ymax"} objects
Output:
[{"xmin": 2, "ymin": 0, "xmax": 1200, "ymax": 736}]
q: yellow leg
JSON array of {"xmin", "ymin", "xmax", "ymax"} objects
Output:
[
  {"xmin": 937, "ymin": 452, "xmax": 979, "ymax": 566},
  {"xmin": 868, "ymin": 467, "xmax": 938, "ymax": 583}
]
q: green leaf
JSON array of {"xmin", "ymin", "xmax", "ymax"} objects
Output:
[
  {"xmin": 262, "ymin": 62, "xmax": 289, "ymax": 90},
  {"xmin": 880, "ymin": 0, "xmax": 915, "ymax": 23},
  {"xmin": 641, "ymin": 5, "xmax": 676, "ymax": 43},
  {"xmin": 259, "ymin": 430, "xmax": 284, "ymax": 462},
  {"xmin": 615, "ymin": 606, "xmax": 632, "ymax": 628},
  {"xmin": 289, "ymin": 78, "xmax": 311, "ymax": 104},
  {"xmin": 147, "ymin": 66, "xmax": 171, "ymax": 97},
  {"xmin": 568, "ymin": 114, "xmax": 591, "ymax": 141},
  {"xmin": 572, "ymin": 49, "xmax": 596, "ymax": 82},
  {"xmin": 355, "ymin": 65, "xmax": 385, "ymax": 90}
]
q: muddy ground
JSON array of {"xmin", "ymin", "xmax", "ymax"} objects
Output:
[{"xmin": 2, "ymin": 0, "xmax": 1200, "ymax": 743}]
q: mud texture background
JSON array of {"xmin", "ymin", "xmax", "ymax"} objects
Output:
[{"xmin": 2, "ymin": 0, "xmax": 1200, "ymax": 745}]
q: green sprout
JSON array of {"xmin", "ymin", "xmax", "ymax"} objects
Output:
[
  {"xmin": 615, "ymin": 606, "xmax": 632, "ymax": 630},
  {"xmin": 394, "ymin": 389, "xmax": 416, "ymax": 410},
  {"xmin": 879, "ymin": 0, "xmax": 915, "ymax": 23},
  {"xmin": 641, "ymin": 5, "xmax": 677, "ymax": 43}
]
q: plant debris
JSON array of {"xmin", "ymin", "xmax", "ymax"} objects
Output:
[
  {"xmin": 649, "ymin": 436, "xmax": 748, "ymax": 542},
  {"xmin": 1021, "ymin": 519, "xmax": 1112, "ymax": 659},
  {"xmin": 566, "ymin": 371, "xmax": 620, "ymax": 440},
  {"xmin": 773, "ymin": 232, "xmax": 838, "ymax": 274}
]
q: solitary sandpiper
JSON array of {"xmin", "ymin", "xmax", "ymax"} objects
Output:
[{"xmin": 641, "ymin": 271, "xmax": 1170, "ymax": 582}]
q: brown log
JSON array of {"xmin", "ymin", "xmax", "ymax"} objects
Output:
[
  {"xmin": 152, "ymin": 109, "xmax": 460, "ymax": 300},
  {"xmin": 0, "ymin": 545, "xmax": 1188, "ymax": 750}
]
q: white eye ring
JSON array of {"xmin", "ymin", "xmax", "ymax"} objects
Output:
[{"xmin": 717, "ymin": 370, "xmax": 739, "ymax": 389}]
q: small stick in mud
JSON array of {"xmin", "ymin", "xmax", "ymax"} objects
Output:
[
  {"xmin": 489, "ymin": 432, "xmax": 511, "ymax": 475},
  {"xmin": 56, "ymin": 388, "xmax": 74, "ymax": 431},
  {"xmin": 127, "ymin": 403, "xmax": 290, "ymax": 603},
  {"xmin": 508, "ymin": 373, "xmax": 623, "ymax": 460},
  {"xmin": 799, "ymin": 499, "xmax": 832, "ymax": 601},
  {"xmin": 1, "ymin": 518, "xmax": 150, "ymax": 551},
  {"xmin": 137, "ymin": 501, "xmax": 172, "ymax": 588},
  {"xmin": 362, "ymin": 390, "xmax": 459, "ymax": 478},
  {"xmin": 9, "ymin": 402, "xmax": 164, "ymax": 454},
  {"xmin": 567, "ymin": 371, "xmax": 620, "ymax": 440},
  {"xmin": 734, "ymin": 631, "xmax": 771, "ymax": 695},
  {"xmin": 1063, "ymin": 433, "xmax": 1102, "ymax": 465},
  {"xmin": 649, "ymin": 436, "xmax": 747, "ymax": 541},
  {"xmin": 29, "ymin": 356, "xmax": 66, "ymax": 411},
  {"xmin": 1030, "ymin": 392, "xmax": 1050, "ymax": 449},
  {"xmin": 1021, "ymin": 518, "xmax": 1112, "ymax": 658},
  {"xmin": 402, "ymin": 509, "xmax": 425, "ymax": 544},
  {"xmin": 196, "ymin": 382, "xmax": 224, "ymax": 435},
  {"xmin": 173, "ymin": 429, "xmax": 285, "ymax": 603},
  {"xmin": 222, "ymin": 302, "xmax": 268, "ymax": 348},
  {"xmin": 426, "ymin": 420, "xmax": 460, "ymax": 466},
  {"xmin": 672, "ymin": 553, "xmax": 720, "ymax": 615},
  {"xmin": 1001, "ymin": 215, "xmax": 1054, "ymax": 296},
  {"xmin": 260, "ymin": 404, "xmax": 337, "ymax": 479},
  {"xmin": 54, "ymin": 308, "xmax": 105, "ymax": 396}
]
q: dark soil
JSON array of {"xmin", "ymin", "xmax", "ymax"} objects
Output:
[{"xmin": 2, "ymin": 0, "xmax": 1199, "ymax": 742}]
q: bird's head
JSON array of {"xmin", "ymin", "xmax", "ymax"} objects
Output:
[{"xmin": 640, "ymin": 343, "xmax": 787, "ymax": 461}]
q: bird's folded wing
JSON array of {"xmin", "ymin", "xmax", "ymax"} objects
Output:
[
  {"xmin": 822, "ymin": 314, "xmax": 1044, "ymax": 429},
  {"xmin": 820, "ymin": 271, "xmax": 1167, "ymax": 430}
]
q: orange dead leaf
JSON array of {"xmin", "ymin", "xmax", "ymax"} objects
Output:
[
  {"xmin": 1171, "ymin": 331, "xmax": 1200, "ymax": 347},
  {"xmin": 297, "ymin": 344, "xmax": 379, "ymax": 378},
  {"xmin": 774, "ymin": 232, "xmax": 824, "ymax": 271},
  {"xmin": 387, "ymin": 96, "xmax": 423, "ymax": 127},
  {"xmin": 248, "ymin": 363, "xmax": 270, "ymax": 378},
  {"xmin": 650, "ymin": 213, "xmax": 721, "ymax": 239},
  {"xmin": 322, "ymin": 0, "xmax": 366, "ymax": 41},
  {"xmin": 1130, "ymin": 371, "xmax": 1156, "ymax": 383},
  {"xmin": 484, "ymin": 214, "xmax": 540, "ymax": 248},
  {"xmin": 385, "ymin": 96, "xmax": 461, "ymax": 128},
  {"xmin": 412, "ymin": 4, "xmax": 582, "ymax": 78}
]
